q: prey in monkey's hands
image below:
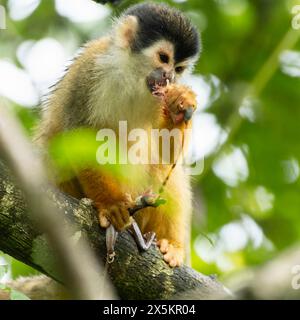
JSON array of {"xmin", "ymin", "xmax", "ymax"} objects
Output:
[
  {"xmin": 154, "ymin": 83, "xmax": 197, "ymax": 125},
  {"xmin": 35, "ymin": 2, "xmax": 200, "ymax": 268}
]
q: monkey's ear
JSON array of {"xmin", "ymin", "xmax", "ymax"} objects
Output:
[{"xmin": 114, "ymin": 15, "xmax": 138, "ymax": 49}]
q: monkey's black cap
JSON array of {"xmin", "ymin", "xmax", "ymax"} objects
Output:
[{"xmin": 124, "ymin": 2, "xmax": 200, "ymax": 63}]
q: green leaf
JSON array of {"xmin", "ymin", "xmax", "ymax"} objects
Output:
[{"xmin": 154, "ymin": 197, "xmax": 167, "ymax": 207}]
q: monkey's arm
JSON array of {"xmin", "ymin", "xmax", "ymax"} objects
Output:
[
  {"xmin": 76, "ymin": 169, "xmax": 133, "ymax": 231},
  {"xmin": 74, "ymin": 170, "xmax": 158, "ymax": 259},
  {"xmin": 143, "ymin": 83, "xmax": 197, "ymax": 267}
]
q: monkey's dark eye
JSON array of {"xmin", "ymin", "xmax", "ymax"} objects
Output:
[
  {"xmin": 175, "ymin": 66, "xmax": 185, "ymax": 73},
  {"xmin": 159, "ymin": 53, "xmax": 169, "ymax": 64}
]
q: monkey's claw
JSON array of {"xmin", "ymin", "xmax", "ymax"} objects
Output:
[{"xmin": 157, "ymin": 239, "xmax": 184, "ymax": 267}]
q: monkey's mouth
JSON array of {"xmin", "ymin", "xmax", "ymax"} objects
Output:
[
  {"xmin": 146, "ymin": 68, "xmax": 173, "ymax": 94},
  {"xmin": 146, "ymin": 78, "xmax": 169, "ymax": 93}
]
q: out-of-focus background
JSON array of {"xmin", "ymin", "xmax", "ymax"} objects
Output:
[{"xmin": 0, "ymin": 0, "xmax": 300, "ymax": 289}]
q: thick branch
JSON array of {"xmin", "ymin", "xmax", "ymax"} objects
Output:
[{"xmin": 0, "ymin": 161, "xmax": 228, "ymax": 300}]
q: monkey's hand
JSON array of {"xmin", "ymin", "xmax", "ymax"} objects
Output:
[
  {"xmin": 99, "ymin": 194, "xmax": 134, "ymax": 231},
  {"xmin": 161, "ymin": 84, "xmax": 197, "ymax": 126},
  {"xmin": 157, "ymin": 239, "xmax": 184, "ymax": 267}
]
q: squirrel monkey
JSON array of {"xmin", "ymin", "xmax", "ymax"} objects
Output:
[{"xmin": 35, "ymin": 3, "xmax": 200, "ymax": 267}]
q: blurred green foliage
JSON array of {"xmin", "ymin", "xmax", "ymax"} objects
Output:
[{"xmin": 1, "ymin": 0, "xmax": 300, "ymax": 284}]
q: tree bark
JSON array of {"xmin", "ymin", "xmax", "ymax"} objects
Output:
[{"xmin": 0, "ymin": 161, "xmax": 228, "ymax": 299}]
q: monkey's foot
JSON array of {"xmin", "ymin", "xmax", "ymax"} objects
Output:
[
  {"xmin": 157, "ymin": 239, "xmax": 184, "ymax": 267},
  {"xmin": 99, "ymin": 202, "xmax": 133, "ymax": 231},
  {"xmin": 163, "ymin": 84, "xmax": 197, "ymax": 125}
]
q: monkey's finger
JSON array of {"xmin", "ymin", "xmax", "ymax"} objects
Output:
[
  {"xmin": 163, "ymin": 250, "xmax": 174, "ymax": 261},
  {"xmin": 168, "ymin": 258, "xmax": 177, "ymax": 268},
  {"xmin": 120, "ymin": 208, "xmax": 132, "ymax": 226},
  {"xmin": 163, "ymin": 253, "xmax": 174, "ymax": 266},
  {"xmin": 110, "ymin": 206, "xmax": 127, "ymax": 231},
  {"xmin": 124, "ymin": 193, "xmax": 135, "ymax": 207},
  {"xmin": 157, "ymin": 239, "xmax": 169, "ymax": 253},
  {"xmin": 99, "ymin": 209, "xmax": 110, "ymax": 228},
  {"xmin": 100, "ymin": 216, "xmax": 110, "ymax": 228},
  {"xmin": 109, "ymin": 215, "xmax": 123, "ymax": 231}
]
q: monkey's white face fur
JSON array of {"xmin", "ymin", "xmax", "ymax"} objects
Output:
[{"xmin": 87, "ymin": 15, "xmax": 196, "ymax": 130}]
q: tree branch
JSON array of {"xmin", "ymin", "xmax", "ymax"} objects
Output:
[
  {"xmin": 92, "ymin": 0, "xmax": 121, "ymax": 4},
  {"xmin": 0, "ymin": 160, "xmax": 229, "ymax": 299}
]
